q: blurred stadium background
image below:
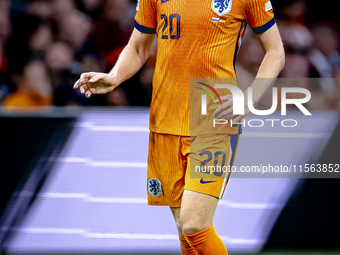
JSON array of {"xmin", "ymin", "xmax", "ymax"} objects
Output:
[{"xmin": 0, "ymin": 0, "xmax": 340, "ymax": 254}]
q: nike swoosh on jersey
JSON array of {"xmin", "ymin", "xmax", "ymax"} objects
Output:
[
  {"xmin": 200, "ymin": 178, "xmax": 217, "ymax": 184},
  {"xmin": 161, "ymin": 0, "xmax": 170, "ymax": 3}
]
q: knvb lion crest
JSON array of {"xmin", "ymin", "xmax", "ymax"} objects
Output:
[
  {"xmin": 148, "ymin": 178, "xmax": 162, "ymax": 197},
  {"xmin": 211, "ymin": 0, "xmax": 233, "ymax": 16}
]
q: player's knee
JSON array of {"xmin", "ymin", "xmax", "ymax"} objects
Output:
[
  {"xmin": 180, "ymin": 208, "xmax": 212, "ymax": 235},
  {"xmin": 181, "ymin": 219, "xmax": 209, "ymax": 235},
  {"xmin": 182, "ymin": 222, "xmax": 206, "ymax": 235}
]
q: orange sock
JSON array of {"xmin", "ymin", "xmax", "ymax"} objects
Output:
[
  {"xmin": 180, "ymin": 237, "xmax": 197, "ymax": 255},
  {"xmin": 183, "ymin": 225, "xmax": 228, "ymax": 255}
]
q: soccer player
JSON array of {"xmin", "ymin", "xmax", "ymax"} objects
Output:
[{"xmin": 74, "ymin": 0, "xmax": 285, "ymax": 254}]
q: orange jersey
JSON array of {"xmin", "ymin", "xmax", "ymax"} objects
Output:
[{"xmin": 135, "ymin": 0, "xmax": 275, "ymax": 136}]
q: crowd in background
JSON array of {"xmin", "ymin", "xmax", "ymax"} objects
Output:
[{"xmin": 0, "ymin": 0, "xmax": 339, "ymax": 109}]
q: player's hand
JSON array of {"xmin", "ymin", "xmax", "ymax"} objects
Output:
[
  {"xmin": 212, "ymin": 94, "xmax": 250, "ymax": 122},
  {"xmin": 73, "ymin": 72, "xmax": 117, "ymax": 98}
]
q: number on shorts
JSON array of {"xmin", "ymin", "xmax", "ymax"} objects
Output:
[{"xmin": 199, "ymin": 151, "xmax": 227, "ymax": 177}]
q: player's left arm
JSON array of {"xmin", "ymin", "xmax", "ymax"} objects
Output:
[{"xmin": 214, "ymin": 24, "xmax": 285, "ymax": 121}]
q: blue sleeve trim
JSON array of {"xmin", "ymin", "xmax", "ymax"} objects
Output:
[
  {"xmin": 134, "ymin": 20, "xmax": 156, "ymax": 34},
  {"xmin": 251, "ymin": 17, "xmax": 276, "ymax": 34}
]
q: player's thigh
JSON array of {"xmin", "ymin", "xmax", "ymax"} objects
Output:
[
  {"xmin": 180, "ymin": 190, "xmax": 218, "ymax": 234},
  {"xmin": 170, "ymin": 207, "xmax": 184, "ymax": 238}
]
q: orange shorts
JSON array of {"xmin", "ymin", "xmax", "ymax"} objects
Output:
[{"xmin": 147, "ymin": 131, "xmax": 240, "ymax": 207}]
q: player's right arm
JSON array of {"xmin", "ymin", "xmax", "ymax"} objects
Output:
[{"xmin": 73, "ymin": 29, "xmax": 155, "ymax": 98}]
